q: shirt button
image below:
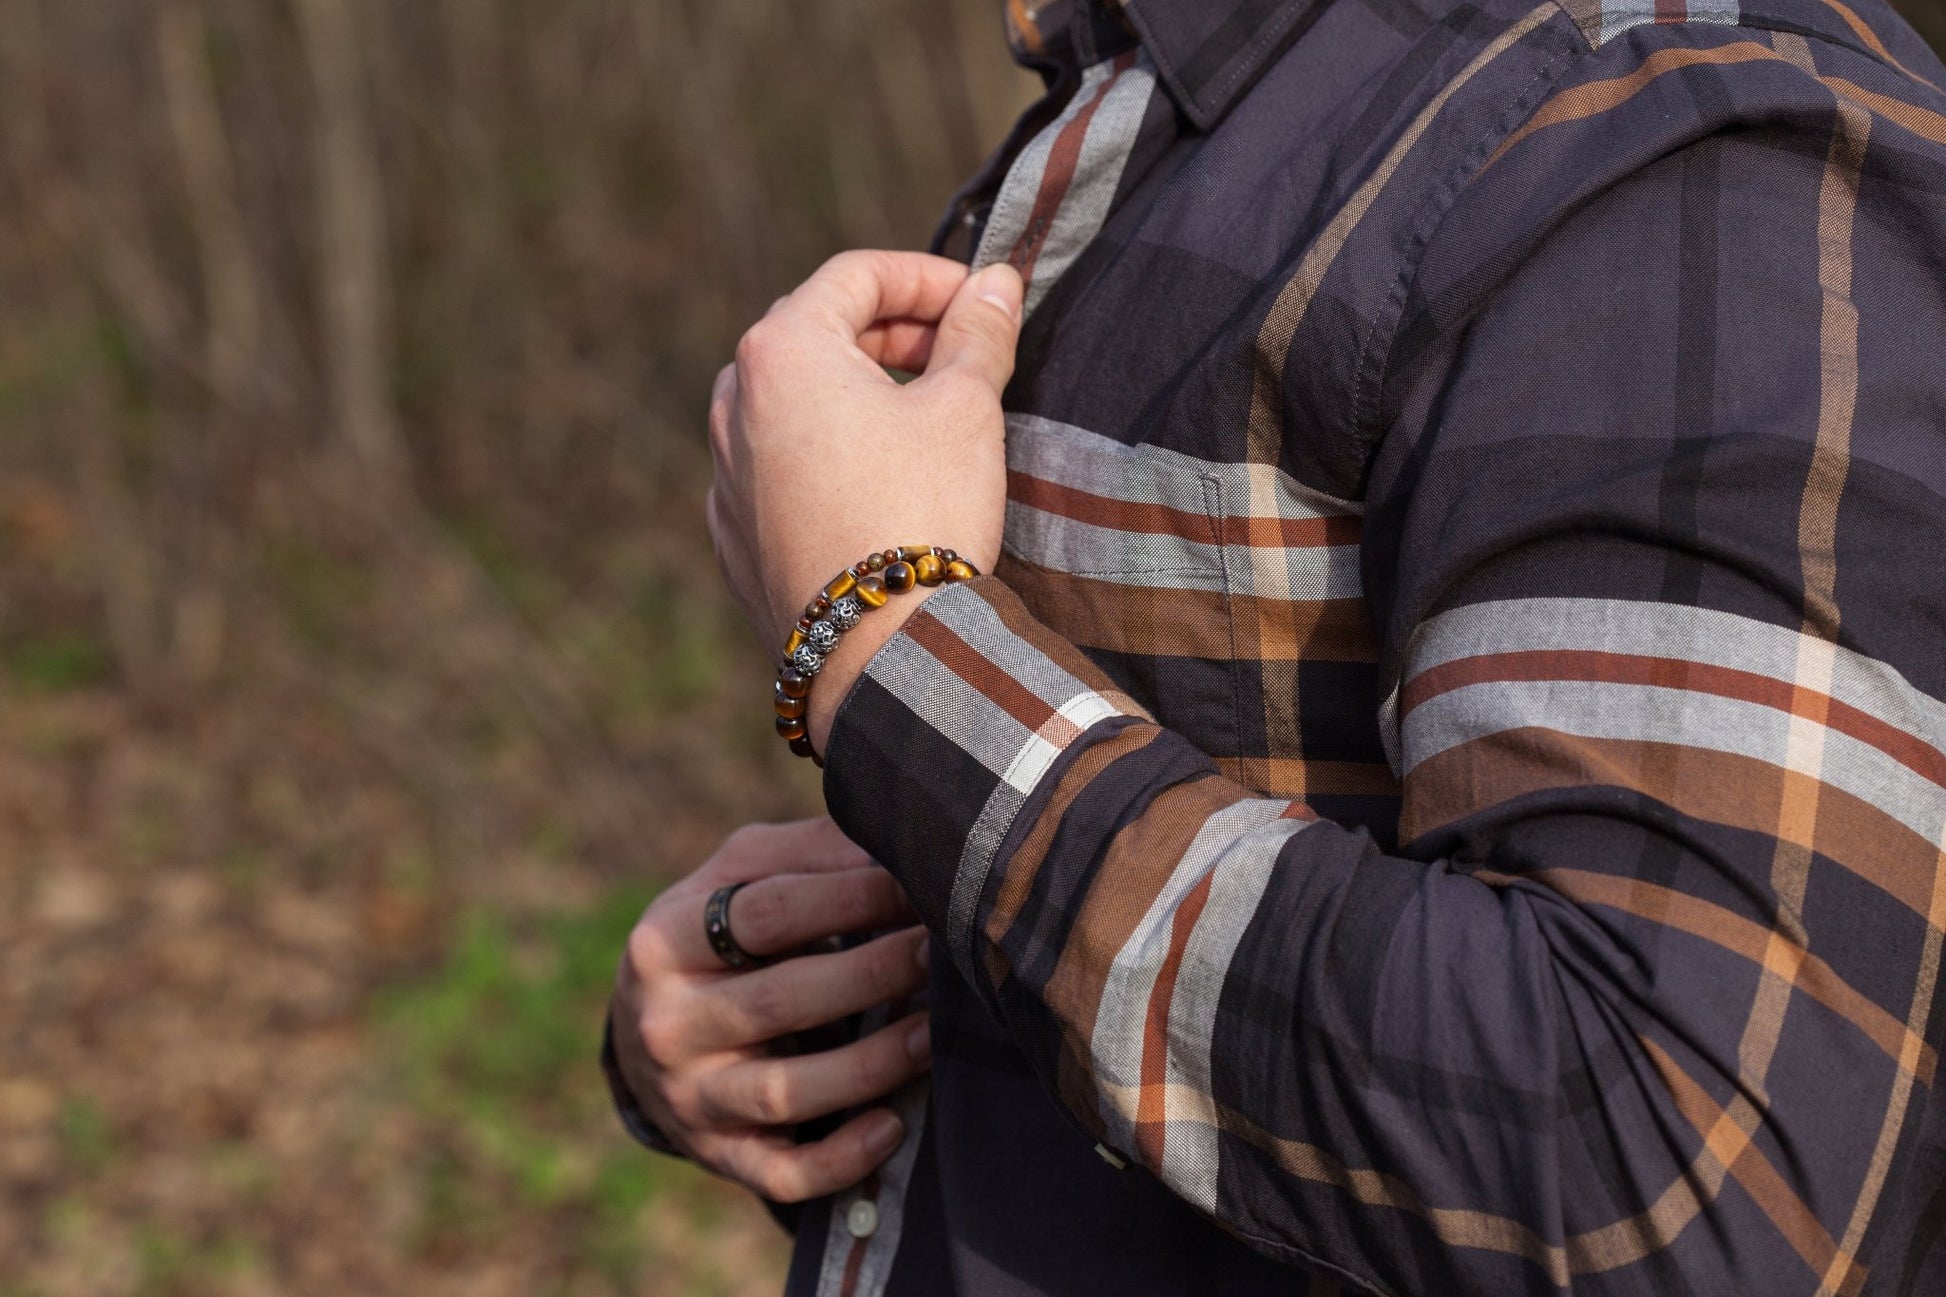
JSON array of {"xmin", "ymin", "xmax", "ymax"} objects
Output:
[{"xmin": 846, "ymin": 1198, "xmax": 879, "ymax": 1239}]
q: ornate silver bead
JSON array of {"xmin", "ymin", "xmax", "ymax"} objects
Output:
[
  {"xmin": 827, "ymin": 596, "xmax": 863, "ymax": 631},
  {"xmin": 807, "ymin": 619, "xmax": 840, "ymax": 653},
  {"xmin": 790, "ymin": 644, "xmax": 825, "ymax": 676}
]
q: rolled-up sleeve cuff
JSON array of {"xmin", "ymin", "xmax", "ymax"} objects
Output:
[{"xmin": 821, "ymin": 576, "xmax": 1150, "ymax": 980}]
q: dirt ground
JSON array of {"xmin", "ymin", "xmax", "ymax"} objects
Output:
[{"xmin": 0, "ymin": 628, "xmax": 813, "ymax": 1296}]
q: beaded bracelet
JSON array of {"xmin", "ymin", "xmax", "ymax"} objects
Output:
[{"xmin": 774, "ymin": 545, "xmax": 980, "ymax": 761}]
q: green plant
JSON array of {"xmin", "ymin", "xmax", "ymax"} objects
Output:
[
  {"xmin": 3, "ymin": 631, "xmax": 110, "ymax": 693},
  {"xmin": 376, "ymin": 883, "xmax": 730, "ymax": 1280}
]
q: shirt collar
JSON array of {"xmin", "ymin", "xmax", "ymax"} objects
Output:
[
  {"xmin": 1118, "ymin": 0, "xmax": 1325, "ymax": 130},
  {"xmin": 1007, "ymin": 1, "xmax": 1322, "ymax": 132}
]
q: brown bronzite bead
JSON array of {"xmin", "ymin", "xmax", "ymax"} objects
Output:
[
  {"xmin": 882, "ymin": 549, "xmax": 901, "ymax": 565},
  {"xmin": 776, "ymin": 714, "xmax": 808, "ymax": 741},
  {"xmin": 883, "ymin": 560, "xmax": 916, "ymax": 592},
  {"xmin": 855, "ymin": 574, "xmax": 889, "ymax": 607},
  {"xmin": 777, "ymin": 666, "xmax": 812, "ymax": 699},
  {"xmin": 913, "ymin": 554, "xmax": 945, "ymax": 586},
  {"xmin": 774, "ymin": 684, "xmax": 807, "ymax": 720},
  {"xmin": 864, "ymin": 553, "xmax": 887, "ymax": 572},
  {"xmin": 805, "ymin": 595, "xmax": 832, "ymax": 621},
  {"xmin": 944, "ymin": 560, "xmax": 977, "ymax": 583}
]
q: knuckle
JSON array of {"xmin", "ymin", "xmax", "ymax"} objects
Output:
[
  {"xmin": 708, "ymin": 363, "xmax": 736, "ymax": 415},
  {"xmin": 662, "ymin": 1075, "xmax": 706, "ymax": 1128},
  {"xmin": 824, "ymin": 247, "xmax": 879, "ymax": 279},
  {"xmin": 624, "ymin": 919, "xmax": 667, "ymax": 980},
  {"xmin": 732, "ymin": 321, "xmax": 775, "ymax": 375},
  {"xmin": 717, "ymin": 823, "xmax": 763, "ymax": 862},
  {"xmin": 636, "ymin": 1008, "xmax": 683, "ymax": 1069},
  {"xmin": 786, "ymin": 814, "xmax": 835, "ymax": 843},
  {"xmin": 724, "ymin": 820, "xmax": 773, "ymax": 851},
  {"xmin": 705, "ymin": 488, "xmax": 726, "ymax": 543},
  {"xmin": 722, "ymin": 822, "xmax": 799, "ymax": 878},
  {"xmin": 927, "ymin": 365, "xmax": 991, "ymax": 412},
  {"xmin": 959, "ymin": 308, "xmax": 1010, "ymax": 348},
  {"xmin": 741, "ymin": 975, "xmax": 795, "ymax": 1037},
  {"xmin": 746, "ymin": 1068, "xmax": 795, "ymax": 1126}
]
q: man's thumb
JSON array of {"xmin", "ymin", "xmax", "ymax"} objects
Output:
[{"xmin": 926, "ymin": 263, "xmax": 1022, "ymax": 397}]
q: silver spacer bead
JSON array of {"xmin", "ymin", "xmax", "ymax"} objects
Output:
[
  {"xmin": 789, "ymin": 644, "xmax": 825, "ymax": 676},
  {"xmin": 827, "ymin": 596, "xmax": 863, "ymax": 631},
  {"xmin": 807, "ymin": 619, "xmax": 840, "ymax": 653}
]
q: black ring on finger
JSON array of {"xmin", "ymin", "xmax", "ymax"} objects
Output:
[{"xmin": 704, "ymin": 882, "xmax": 764, "ymax": 970}]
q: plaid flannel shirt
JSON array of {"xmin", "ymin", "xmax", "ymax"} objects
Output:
[{"xmin": 775, "ymin": 0, "xmax": 1946, "ymax": 1292}]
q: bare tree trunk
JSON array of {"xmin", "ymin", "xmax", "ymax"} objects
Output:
[
  {"xmin": 0, "ymin": 2, "xmax": 167, "ymax": 693},
  {"xmin": 157, "ymin": 0, "xmax": 263, "ymax": 414},
  {"xmin": 156, "ymin": 0, "xmax": 258, "ymax": 686},
  {"xmin": 293, "ymin": 0, "xmax": 407, "ymax": 479}
]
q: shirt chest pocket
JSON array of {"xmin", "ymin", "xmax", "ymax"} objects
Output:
[
  {"xmin": 994, "ymin": 412, "xmax": 1393, "ymax": 809},
  {"xmin": 995, "ymin": 414, "xmax": 1237, "ymax": 754}
]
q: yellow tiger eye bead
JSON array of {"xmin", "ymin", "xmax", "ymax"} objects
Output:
[
  {"xmin": 944, "ymin": 560, "xmax": 976, "ymax": 583},
  {"xmin": 785, "ymin": 629, "xmax": 807, "ymax": 655},
  {"xmin": 913, "ymin": 554, "xmax": 945, "ymax": 586},
  {"xmin": 823, "ymin": 571, "xmax": 858, "ymax": 601},
  {"xmin": 898, "ymin": 545, "xmax": 933, "ymax": 563},
  {"xmin": 883, "ymin": 560, "xmax": 916, "ymax": 592},
  {"xmin": 855, "ymin": 574, "xmax": 889, "ymax": 607}
]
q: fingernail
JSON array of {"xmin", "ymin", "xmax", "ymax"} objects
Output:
[
  {"xmin": 905, "ymin": 1014, "xmax": 932, "ymax": 1064},
  {"xmin": 976, "ymin": 264, "xmax": 1022, "ymax": 321},
  {"xmin": 913, "ymin": 932, "xmax": 931, "ymax": 972},
  {"xmin": 863, "ymin": 1109, "xmax": 904, "ymax": 1157}
]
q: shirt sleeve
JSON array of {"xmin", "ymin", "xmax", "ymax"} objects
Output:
[{"xmin": 821, "ymin": 29, "xmax": 1946, "ymax": 1297}]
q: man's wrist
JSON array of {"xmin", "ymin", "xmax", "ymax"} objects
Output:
[{"xmin": 805, "ymin": 585, "xmax": 938, "ymax": 753}]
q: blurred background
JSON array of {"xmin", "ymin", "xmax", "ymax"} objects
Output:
[
  {"xmin": 0, "ymin": 1, "xmax": 1031, "ymax": 1293},
  {"xmin": 0, "ymin": 2, "xmax": 1939, "ymax": 1296}
]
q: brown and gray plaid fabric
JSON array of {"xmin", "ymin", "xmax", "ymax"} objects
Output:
[{"xmin": 771, "ymin": 0, "xmax": 1946, "ymax": 1292}]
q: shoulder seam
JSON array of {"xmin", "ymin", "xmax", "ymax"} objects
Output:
[
  {"xmin": 1350, "ymin": 9, "xmax": 1943, "ymax": 476},
  {"xmin": 1552, "ymin": 0, "xmax": 1743, "ymax": 51}
]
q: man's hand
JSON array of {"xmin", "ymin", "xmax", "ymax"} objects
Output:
[
  {"xmin": 610, "ymin": 817, "xmax": 932, "ymax": 1202},
  {"xmin": 706, "ymin": 251, "xmax": 1024, "ymax": 750}
]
